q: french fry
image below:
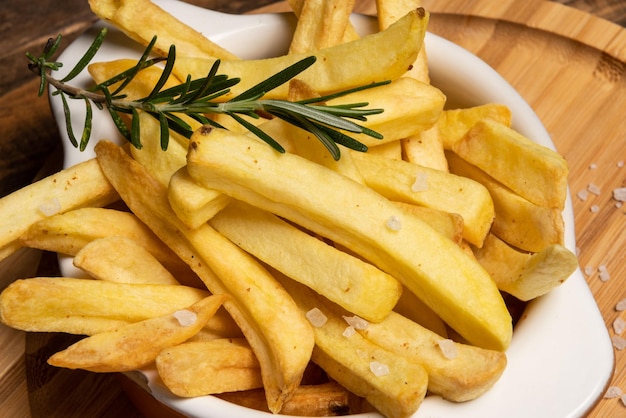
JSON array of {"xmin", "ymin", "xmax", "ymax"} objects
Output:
[
  {"xmin": 473, "ymin": 233, "xmax": 578, "ymax": 301},
  {"xmin": 393, "ymin": 286, "xmax": 448, "ymax": 338},
  {"xmin": 446, "ymin": 151, "xmax": 564, "ymax": 252},
  {"xmin": 48, "ymin": 294, "xmax": 228, "ymax": 372},
  {"xmin": 156, "ymin": 338, "xmax": 263, "ymax": 397},
  {"xmin": 392, "ymin": 201, "xmax": 464, "ymax": 244},
  {"xmin": 439, "ymin": 104, "xmax": 512, "ymax": 149},
  {"xmin": 19, "ymin": 207, "xmax": 190, "ymax": 276},
  {"xmin": 0, "ymin": 277, "xmax": 210, "ymax": 335},
  {"xmin": 368, "ymin": 140, "xmax": 403, "ymax": 160},
  {"xmin": 278, "ymin": 273, "xmax": 429, "ymax": 418},
  {"xmin": 0, "ymin": 158, "xmax": 118, "ymax": 262},
  {"xmin": 209, "ymin": 200, "xmax": 402, "ymax": 322},
  {"xmin": 186, "ymin": 128, "xmax": 512, "ymax": 351},
  {"xmin": 401, "ymin": 124, "xmax": 449, "ymax": 171},
  {"xmin": 350, "ymin": 150, "xmax": 494, "ymax": 247},
  {"xmin": 173, "ymin": 9, "xmax": 428, "ymax": 100},
  {"xmin": 217, "ymin": 382, "xmax": 359, "ymax": 416},
  {"xmin": 376, "ymin": 0, "xmax": 429, "ymax": 83},
  {"xmin": 360, "ymin": 311, "xmax": 508, "ymax": 403},
  {"xmin": 286, "ymin": 0, "xmax": 361, "ymax": 44},
  {"xmin": 451, "ymin": 120, "xmax": 569, "ymax": 209},
  {"xmin": 73, "ymin": 236, "xmax": 180, "ymax": 285},
  {"xmin": 94, "ymin": 140, "xmax": 315, "ymax": 413},
  {"xmin": 289, "ymin": 0, "xmax": 356, "ymax": 54},
  {"xmin": 168, "ymin": 167, "xmax": 231, "ymax": 229},
  {"xmin": 88, "ymin": 0, "xmax": 239, "ymax": 60}
]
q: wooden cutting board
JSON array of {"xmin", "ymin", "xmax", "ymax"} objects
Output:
[{"xmin": 1, "ymin": 0, "xmax": 624, "ymax": 417}]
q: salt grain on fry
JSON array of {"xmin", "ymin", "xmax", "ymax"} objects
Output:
[
  {"xmin": 343, "ymin": 315, "xmax": 369, "ymax": 330},
  {"xmin": 173, "ymin": 309, "xmax": 197, "ymax": 327},
  {"xmin": 343, "ymin": 326, "xmax": 356, "ymax": 338},
  {"xmin": 411, "ymin": 172, "xmax": 429, "ymax": 192},
  {"xmin": 38, "ymin": 197, "xmax": 62, "ymax": 216},
  {"xmin": 306, "ymin": 307, "xmax": 328, "ymax": 327},
  {"xmin": 385, "ymin": 215, "xmax": 402, "ymax": 231},
  {"xmin": 369, "ymin": 361, "xmax": 390, "ymax": 377},
  {"xmin": 437, "ymin": 338, "xmax": 458, "ymax": 359}
]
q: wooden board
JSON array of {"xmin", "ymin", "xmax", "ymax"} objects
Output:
[{"xmin": 1, "ymin": 0, "xmax": 624, "ymax": 417}]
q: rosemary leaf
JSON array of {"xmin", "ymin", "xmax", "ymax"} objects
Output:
[{"xmin": 61, "ymin": 28, "xmax": 107, "ymax": 83}]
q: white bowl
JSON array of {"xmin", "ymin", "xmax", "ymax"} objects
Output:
[{"xmin": 51, "ymin": 1, "xmax": 614, "ymax": 417}]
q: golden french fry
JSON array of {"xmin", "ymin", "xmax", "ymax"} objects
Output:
[
  {"xmin": 94, "ymin": 140, "xmax": 315, "ymax": 413},
  {"xmin": 88, "ymin": 0, "xmax": 238, "ymax": 59},
  {"xmin": 360, "ymin": 311, "xmax": 508, "ymax": 403},
  {"xmin": 218, "ymin": 381, "xmax": 359, "ymax": 416},
  {"xmin": 401, "ymin": 123, "xmax": 449, "ymax": 171},
  {"xmin": 173, "ymin": 10, "xmax": 428, "ymax": 100},
  {"xmin": 19, "ymin": 207, "xmax": 189, "ymax": 274},
  {"xmin": 446, "ymin": 151, "xmax": 564, "ymax": 252},
  {"xmin": 278, "ymin": 274, "xmax": 429, "ymax": 418},
  {"xmin": 48, "ymin": 294, "xmax": 228, "ymax": 372},
  {"xmin": 451, "ymin": 120, "xmax": 569, "ymax": 209},
  {"xmin": 167, "ymin": 167, "xmax": 231, "ymax": 229},
  {"xmin": 368, "ymin": 140, "xmax": 403, "ymax": 160},
  {"xmin": 189, "ymin": 307, "xmax": 244, "ymax": 341},
  {"xmin": 210, "ymin": 200, "xmax": 402, "ymax": 322},
  {"xmin": 393, "ymin": 286, "xmax": 448, "ymax": 338},
  {"xmin": 439, "ymin": 104, "xmax": 512, "ymax": 149},
  {"xmin": 473, "ymin": 233, "xmax": 578, "ymax": 301},
  {"xmin": 73, "ymin": 236, "xmax": 180, "ymax": 285},
  {"xmin": 0, "ymin": 277, "xmax": 210, "ymax": 335},
  {"xmin": 156, "ymin": 338, "xmax": 262, "ymax": 397},
  {"xmin": 286, "ymin": 0, "xmax": 360, "ymax": 44},
  {"xmin": 350, "ymin": 150, "xmax": 494, "ymax": 247},
  {"xmin": 289, "ymin": 0, "xmax": 356, "ymax": 54},
  {"xmin": 392, "ymin": 201, "xmax": 464, "ymax": 244},
  {"xmin": 0, "ymin": 159, "xmax": 118, "ymax": 262},
  {"xmin": 376, "ymin": 0, "xmax": 429, "ymax": 84},
  {"xmin": 186, "ymin": 128, "xmax": 512, "ymax": 351}
]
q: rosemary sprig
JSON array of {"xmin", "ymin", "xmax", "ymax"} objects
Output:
[{"xmin": 27, "ymin": 27, "xmax": 388, "ymax": 160}]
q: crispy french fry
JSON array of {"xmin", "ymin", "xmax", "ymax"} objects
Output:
[
  {"xmin": 289, "ymin": 0, "xmax": 356, "ymax": 53},
  {"xmin": 392, "ymin": 201, "xmax": 464, "ymax": 244},
  {"xmin": 446, "ymin": 151, "xmax": 564, "ymax": 252},
  {"xmin": 0, "ymin": 277, "xmax": 209, "ymax": 335},
  {"xmin": 94, "ymin": 140, "xmax": 315, "ymax": 413},
  {"xmin": 218, "ymin": 381, "xmax": 359, "ymax": 416},
  {"xmin": 376, "ymin": 0, "xmax": 429, "ymax": 83},
  {"xmin": 473, "ymin": 233, "xmax": 578, "ymax": 301},
  {"xmin": 210, "ymin": 200, "xmax": 402, "ymax": 322},
  {"xmin": 286, "ymin": 0, "xmax": 361, "ymax": 44},
  {"xmin": 369, "ymin": 140, "xmax": 403, "ymax": 160},
  {"xmin": 360, "ymin": 311, "xmax": 507, "ymax": 403},
  {"xmin": 73, "ymin": 236, "xmax": 180, "ymax": 285},
  {"xmin": 167, "ymin": 167, "xmax": 231, "ymax": 229},
  {"xmin": 350, "ymin": 150, "xmax": 494, "ymax": 247},
  {"xmin": 186, "ymin": 128, "xmax": 512, "ymax": 351},
  {"xmin": 393, "ymin": 286, "xmax": 448, "ymax": 338},
  {"xmin": 401, "ymin": 123, "xmax": 449, "ymax": 171},
  {"xmin": 19, "ymin": 207, "xmax": 189, "ymax": 275},
  {"xmin": 278, "ymin": 273, "xmax": 428, "ymax": 418},
  {"xmin": 173, "ymin": 10, "xmax": 428, "ymax": 100},
  {"xmin": 0, "ymin": 159, "xmax": 118, "ymax": 262},
  {"xmin": 156, "ymin": 338, "xmax": 262, "ymax": 397},
  {"xmin": 439, "ymin": 104, "xmax": 512, "ymax": 149},
  {"xmin": 88, "ymin": 0, "xmax": 238, "ymax": 59},
  {"xmin": 451, "ymin": 120, "xmax": 569, "ymax": 209},
  {"xmin": 48, "ymin": 294, "xmax": 228, "ymax": 372}
]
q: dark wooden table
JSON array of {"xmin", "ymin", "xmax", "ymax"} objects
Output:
[{"xmin": 1, "ymin": 1, "xmax": 624, "ymax": 417}]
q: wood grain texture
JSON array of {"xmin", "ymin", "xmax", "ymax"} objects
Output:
[{"xmin": 0, "ymin": 0, "xmax": 624, "ymax": 417}]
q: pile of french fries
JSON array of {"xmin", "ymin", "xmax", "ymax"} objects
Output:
[{"xmin": 0, "ymin": 0, "xmax": 579, "ymax": 416}]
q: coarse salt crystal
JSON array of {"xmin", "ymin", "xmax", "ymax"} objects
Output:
[
  {"xmin": 605, "ymin": 386, "xmax": 622, "ymax": 399},
  {"xmin": 306, "ymin": 308, "xmax": 328, "ymax": 327},
  {"xmin": 369, "ymin": 361, "xmax": 390, "ymax": 377},
  {"xmin": 437, "ymin": 339, "xmax": 458, "ymax": 359},
  {"xmin": 614, "ymin": 317, "xmax": 626, "ymax": 335},
  {"xmin": 590, "ymin": 205, "xmax": 600, "ymax": 213},
  {"xmin": 612, "ymin": 335, "xmax": 626, "ymax": 350},
  {"xmin": 343, "ymin": 315, "xmax": 369, "ymax": 330},
  {"xmin": 613, "ymin": 187, "xmax": 626, "ymax": 202},
  {"xmin": 411, "ymin": 172, "xmax": 429, "ymax": 192},
  {"xmin": 385, "ymin": 215, "xmax": 402, "ymax": 231},
  {"xmin": 38, "ymin": 197, "xmax": 62, "ymax": 216},
  {"xmin": 618, "ymin": 160, "xmax": 625, "ymax": 168},
  {"xmin": 617, "ymin": 299, "xmax": 626, "ymax": 312},
  {"xmin": 588, "ymin": 183, "xmax": 601, "ymax": 195},
  {"xmin": 576, "ymin": 190, "xmax": 588, "ymax": 201},
  {"xmin": 599, "ymin": 265, "xmax": 611, "ymax": 282},
  {"xmin": 583, "ymin": 265, "xmax": 595, "ymax": 276},
  {"xmin": 617, "ymin": 202, "xmax": 623, "ymax": 209},
  {"xmin": 343, "ymin": 326, "xmax": 356, "ymax": 338},
  {"xmin": 589, "ymin": 163, "xmax": 597, "ymax": 170},
  {"xmin": 356, "ymin": 349, "xmax": 367, "ymax": 358},
  {"xmin": 173, "ymin": 309, "xmax": 197, "ymax": 327}
]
